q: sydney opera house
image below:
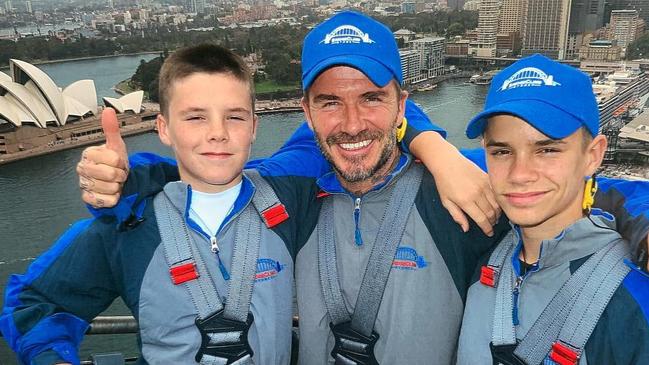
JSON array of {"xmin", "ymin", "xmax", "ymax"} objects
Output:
[{"xmin": 0, "ymin": 59, "xmax": 152, "ymax": 162}]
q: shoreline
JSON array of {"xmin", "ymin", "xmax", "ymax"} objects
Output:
[{"xmin": 0, "ymin": 51, "xmax": 161, "ymax": 70}]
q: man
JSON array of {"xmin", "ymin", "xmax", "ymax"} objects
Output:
[
  {"xmin": 75, "ymin": 11, "xmax": 649, "ymax": 364},
  {"xmin": 457, "ymin": 54, "xmax": 649, "ymax": 365}
]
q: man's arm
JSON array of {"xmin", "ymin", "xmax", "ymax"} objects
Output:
[{"xmin": 0, "ymin": 219, "xmax": 119, "ymax": 365}]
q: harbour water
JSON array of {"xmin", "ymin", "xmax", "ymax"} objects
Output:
[{"xmin": 0, "ymin": 55, "xmax": 488, "ymax": 363}]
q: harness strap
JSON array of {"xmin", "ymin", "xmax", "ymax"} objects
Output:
[
  {"xmin": 489, "ymin": 233, "xmax": 518, "ymax": 346},
  {"xmin": 317, "ymin": 161, "xmax": 424, "ymax": 364},
  {"xmin": 245, "ymin": 169, "xmax": 289, "ymax": 228},
  {"xmin": 155, "ymin": 193, "xmax": 223, "ymax": 318},
  {"xmin": 154, "ymin": 176, "xmax": 286, "ymax": 364},
  {"xmin": 513, "ymin": 239, "xmax": 630, "ymax": 365},
  {"xmin": 351, "ymin": 164, "xmax": 424, "ymax": 336}
]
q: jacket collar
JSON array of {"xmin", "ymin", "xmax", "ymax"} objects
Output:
[
  {"xmin": 509, "ymin": 211, "xmax": 621, "ymax": 272},
  {"xmin": 161, "ymin": 175, "xmax": 255, "ymax": 235},
  {"xmin": 316, "ymin": 153, "xmax": 412, "ymax": 195}
]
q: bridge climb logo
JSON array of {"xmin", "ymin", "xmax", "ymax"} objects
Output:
[
  {"xmin": 392, "ymin": 247, "xmax": 428, "ymax": 270},
  {"xmin": 321, "ymin": 25, "xmax": 375, "ymax": 45},
  {"xmin": 500, "ymin": 67, "xmax": 561, "ymax": 91},
  {"xmin": 255, "ymin": 258, "xmax": 284, "ymax": 282}
]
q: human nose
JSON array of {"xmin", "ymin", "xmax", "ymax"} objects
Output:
[
  {"xmin": 508, "ymin": 154, "xmax": 538, "ymax": 184},
  {"xmin": 206, "ymin": 118, "xmax": 228, "ymax": 142},
  {"xmin": 339, "ymin": 104, "xmax": 368, "ymax": 136}
]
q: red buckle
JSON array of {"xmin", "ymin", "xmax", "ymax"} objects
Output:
[
  {"xmin": 480, "ymin": 265, "xmax": 498, "ymax": 287},
  {"xmin": 262, "ymin": 203, "xmax": 289, "ymax": 228},
  {"xmin": 316, "ymin": 190, "xmax": 331, "ymax": 198},
  {"xmin": 170, "ymin": 262, "xmax": 199, "ymax": 285},
  {"xmin": 550, "ymin": 341, "xmax": 580, "ymax": 365}
]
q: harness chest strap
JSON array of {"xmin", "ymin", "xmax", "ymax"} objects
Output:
[
  {"xmin": 486, "ymin": 234, "xmax": 631, "ymax": 365},
  {"xmin": 317, "ymin": 162, "xmax": 424, "ymax": 364}
]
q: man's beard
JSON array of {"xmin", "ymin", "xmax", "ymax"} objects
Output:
[{"xmin": 314, "ymin": 118, "xmax": 399, "ymax": 184}]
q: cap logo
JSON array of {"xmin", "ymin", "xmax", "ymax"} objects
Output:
[
  {"xmin": 500, "ymin": 67, "xmax": 561, "ymax": 91},
  {"xmin": 321, "ymin": 25, "xmax": 375, "ymax": 45}
]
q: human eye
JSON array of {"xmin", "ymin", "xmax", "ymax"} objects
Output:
[
  {"xmin": 228, "ymin": 115, "xmax": 246, "ymax": 121},
  {"xmin": 489, "ymin": 148, "xmax": 511, "ymax": 157},
  {"xmin": 538, "ymin": 147, "xmax": 560, "ymax": 155},
  {"xmin": 184, "ymin": 114, "xmax": 204, "ymax": 122}
]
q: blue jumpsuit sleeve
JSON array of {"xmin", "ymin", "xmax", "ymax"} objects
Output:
[
  {"xmin": 0, "ymin": 219, "xmax": 119, "ymax": 365},
  {"xmin": 401, "ymin": 99, "xmax": 447, "ymax": 154},
  {"xmin": 459, "ymin": 148, "xmax": 649, "ymax": 267}
]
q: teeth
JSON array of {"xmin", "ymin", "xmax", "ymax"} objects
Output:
[{"xmin": 339, "ymin": 140, "xmax": 371, "ymax": 150}]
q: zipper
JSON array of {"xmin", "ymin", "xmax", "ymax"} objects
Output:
[
  {"xmin": 354, "ymin": 197, "xmax": 363, "ymax": 246},
  {"xmin": 209, "ymin": 235, "xmax": 230, "ymax": 280},
  {"xmin": 512, "ymin": 275, "xmax": 524, "ymax": 325}
]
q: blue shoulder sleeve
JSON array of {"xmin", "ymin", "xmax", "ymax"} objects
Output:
[
  {"xmin": 401, "ymin": 99, "xmax": 447, "ymax": 154},
  {"xmin": 0, "ymin": 219, "xmax": 107, "ymax": 365},
  {"xmin": 595, "ymin": 177, "xmax": 649, "ymax": 267}
]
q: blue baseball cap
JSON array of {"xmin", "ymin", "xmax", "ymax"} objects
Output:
[
  {"xmin": 466, "ymin": 54, "xmax": 599, "ymax": 139},
  {"xmin": 301, "ymin": 10, "xmax": 403, "ymax": 91}
]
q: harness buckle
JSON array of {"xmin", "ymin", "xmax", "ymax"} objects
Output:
[
  {"xmin": 330, "ymin": 321, "xmax": 379, "ymax": 365},
  {"xmin": 480, "ymin": 265, "xmax": 499, "ymax": 287},
  {"xmin": 261, "ymin": 203, "xmax": 289, "ymax": 228},
  {"xmin": 549, "ymin": 341, "xmax": 580, "ymax": 365},
  {"xmin": 195, "ymin": 309, "xmax": 254, "ymax": 364}
]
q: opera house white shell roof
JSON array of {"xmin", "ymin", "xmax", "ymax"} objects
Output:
[{"xmin": 0, "ymin": 59, "xmax": 144, "ymax": 129}]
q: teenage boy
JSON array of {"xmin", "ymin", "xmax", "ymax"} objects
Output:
[
  {"xmin": 69, "ymin": 12, "xmax": 649, "ymax": 365},
  {"xmin": 457, "ymin": 55, "xmax": 649, "ymax": 365},
  {"xmin": 0, "ymin": 44, "xmax": 297, "ymax": 365}
]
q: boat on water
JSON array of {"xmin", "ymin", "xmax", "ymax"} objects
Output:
[
  {"xmin": 469, "ymin": 70, "xmax": 500, "ymax": 85},
  {"xmin": 415, "ymin": 83, "xmax": 437, "ymax": 92}
]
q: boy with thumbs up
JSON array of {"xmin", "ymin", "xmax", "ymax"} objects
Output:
[{"xmin": 0, "ymin": 44, "xmax": 297, "ymax": 365}]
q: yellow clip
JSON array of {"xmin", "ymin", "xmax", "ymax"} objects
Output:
[
  {"xmin": 396, "ymin": 117, "xmax": 408, "ymax": 143},
  {"xmin": 582, "ymin": 175, "xmax": 598, "ymax": 213}
]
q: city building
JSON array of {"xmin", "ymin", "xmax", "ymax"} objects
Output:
[
  {"xmin": 521, "ymin": 0, "xmax": 571, "ymax": 59},
  {"xmin": 609, "ymin": 10, "xmax": 644, "ymax": 56},
  {"xmin": 409, "ymin": 37, "xmax": 445, "ymax": 78},
  {"xmin": 446, "ymin": 38, "xmax": 470, "ymax": 56},
  {"xmin": 579, "ymin": 39, "xmax": 623, "ymax": 61},
  {"xmin": 185, "ymin": 0, "xmax": 206, "ymax": 14},
  {"xmin": 463, "ymin": 0, "xmax": 479, "ymax": 11},
  {"xmin": 473, "ymin": 0, "xmax": 500, "ymax": 57},
  {"xmin": 607, "ymin": 0, "xmax": 649, "ymax": 24},
  {"xmin": 399, "ymin": 49, "xmax": 425, "ymax": 85}
]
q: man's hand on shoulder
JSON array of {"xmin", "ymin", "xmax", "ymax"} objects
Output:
[
  {"xmin": 77, "ymin": 108, "xmax": 129, "ymax": 209},
  {"xmin": 410, "ymin": 131, "xmax": 500, "ymax": 236}
]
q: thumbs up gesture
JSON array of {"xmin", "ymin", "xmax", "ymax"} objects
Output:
[{"xmin": 76, "ymin": 108, "xmax": 129, "ymax": 208}]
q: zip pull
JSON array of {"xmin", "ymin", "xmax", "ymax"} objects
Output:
[
  {"xmin": 210, "ymin": 235, "xmax": 230, "ymax": 280},
  {"xmin": 354, "ymin": 197, "xmax": 363, "ymax": 246},
  {"xmin": 512, "ymin": 276, "xmax": 523, "ymax": 325},
  {"xmin": 210, "ymin": 236, "xmax": 219, "ymax": 253}
]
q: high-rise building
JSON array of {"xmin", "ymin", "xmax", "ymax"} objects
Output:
[
  {"xmin": 4, "ymin": 0, "xmax": 11, "ymax": 13},
  {"xmin": 521, "ymin": 0, "xmax": 571, "ymax": 59},
  {"xmin": 410, "ymin": 37, "xmax": 446, "ymax": 77},
  {"xmin": 25, "ymin": 0, "xmax": 31, "ymax": 13},
  {"xmin": 185, "ymin": 0, "xmax": 206, "ymax": 13},
  {"xmin": 475, "ymin": 0, "xmax": 501, "ymax": 57},
  {"xmin": 569, "ymin": 0, "xmax": 606, "ymax": 34},
  {"xmin": 447, "ymin": 0, "xmax": 467, "ymax": 10},
  {"xmin": 498, "ymin": 0, "xmax": 522, "ymax": 35},
  {"xmin": 399, "ymin": 50, "xmax": 424, "ymax": 85},
  {"xmin": 609, "ymin": 9, "xmax": 643, "ymax": 55}
]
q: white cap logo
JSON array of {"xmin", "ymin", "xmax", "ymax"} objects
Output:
[
  {"xmin": 321, "ymin": 25, "xmax": 374, "ymax": 45},
  {"xmin": 500, "ymin": 67, "xmax": 561, "ymax": 91}
]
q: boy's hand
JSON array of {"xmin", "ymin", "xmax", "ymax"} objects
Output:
[
  {"xmin": 409, "ymin": 131, "xmax": 500, "ymax": 236},
  {"xmin": 76, "ymin": 108, "xmax": 129, "ymax": 208}
]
